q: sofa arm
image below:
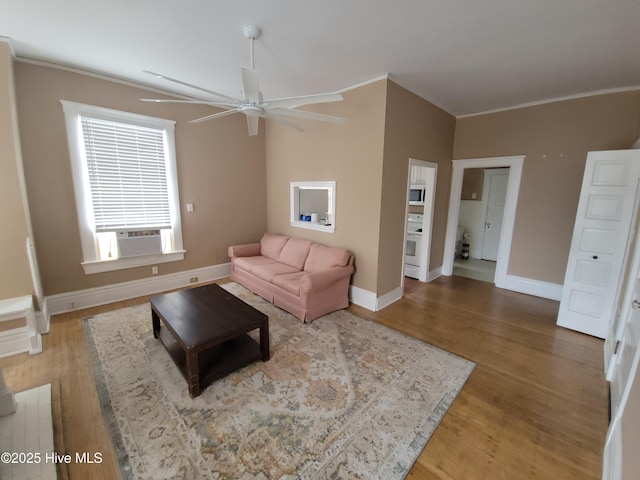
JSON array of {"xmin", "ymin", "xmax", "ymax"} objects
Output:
[
  {"xmin": 300, "ymin": 265, "xmax": 355, "ymax": 293},
  {"xmin": 228, "ymin": 243, "xmax": 261, "ymax": 259}
]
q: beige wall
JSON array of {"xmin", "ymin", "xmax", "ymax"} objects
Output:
[
  {"xmin": 461, "ymin": 168, "xmax": 484, "ymax": 201},
  {"xmin": 453, "ymin": 91, "xmax": 640, "ymax": 284},
  {"xmin": 10, "ymin": 54, "xmax": 639, "ymax": 302},
  {"xmin": 0, "ymin": 42, "xmax": 32, "ymax": 298},
  {"xmin": 265, "ymin": 80, "xmax": 387, "ymax": 293},
  {"xmin": 14, "ymin": 61, "xmax": 268, "ymax": 295},
  {"xmin": 265, "ymin": 79, "xmax": 456, "ymax": 296},
  {"xmin": 379, "ymin": 81, "xmax": 455, "ymax": 294}
]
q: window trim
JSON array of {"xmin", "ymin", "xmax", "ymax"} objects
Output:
[
  {"xmin": 61, "ymin": 100, "xmax": 185, "ymax": 274},
  {"xmin": 289, "ymin": 181, "xmax": 336, "ymax": 233}
]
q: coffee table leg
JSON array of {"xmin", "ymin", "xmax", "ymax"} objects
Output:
[
  {"xmin": 186, "ymin": 348, "xmax": 201, "ymax": 398},
  {"xmin": 260, "ymin": 319, "xmax": 270, "ymax": 361},
  {"xmin": 152, "ymin": 309, "xmax": 160, "ymax": 339}
]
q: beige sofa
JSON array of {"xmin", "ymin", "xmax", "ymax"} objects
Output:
[{"xmin": 228, "ymin": 233, "xmax": 355, "ymax": 322}]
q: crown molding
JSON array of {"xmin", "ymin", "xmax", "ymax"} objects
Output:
[
  {"xmin": 458, "ymin": 86, "xmax": 640, "ymax": 119},
  {"xmin": 14, "ymin": 56, "xmax": 194, "ymax": 99},
  {"xmin": 0, "ymin": 37, "xmax": 16, "ymax": 57},
  {"xmin": 336, "ymin": 74, "xmax": 389, "ymax": 94}
]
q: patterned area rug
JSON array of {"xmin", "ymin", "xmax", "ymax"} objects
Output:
[{"xmin": 83, "ymin": 282, "xmax": 475, "ymax": 479}]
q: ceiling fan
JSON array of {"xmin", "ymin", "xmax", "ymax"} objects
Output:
[{"xmin": 140, "ymin": 25, "xmax": 345, "ymax": 136}]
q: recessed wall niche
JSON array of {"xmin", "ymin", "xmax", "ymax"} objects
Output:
[{"xmin": 290, "ymin": 181, "xmax": 336, "ymax": 233}]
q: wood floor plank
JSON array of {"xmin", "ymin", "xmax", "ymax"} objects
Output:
[{"xmin": 0, "ymin": 276, "xmax": 608, "ymax": 479}]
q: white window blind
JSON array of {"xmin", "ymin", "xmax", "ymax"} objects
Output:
[{"xmin": 80, "ymin": 116, "xmax": 171, "ymax": 232}]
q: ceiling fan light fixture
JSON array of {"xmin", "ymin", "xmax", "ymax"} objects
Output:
[{"xmin": 242, "ymin": 24, "xmax": 261, "ymax": 40}]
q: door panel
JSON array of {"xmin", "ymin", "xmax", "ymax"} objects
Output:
[
  {"xmin": 481, "ymin": 170, "xmax": 508, "ymax": 261},
  {"xmin": 557, "ymin": 151, "xmax": 640, "ymax": 339},
  {"xmin": 603, "ymin": 256, "xmax": 640, "ymax": 480},
  {"xmin": 587, "ymin": 195, "xmax": 625, "ymax": 220}
]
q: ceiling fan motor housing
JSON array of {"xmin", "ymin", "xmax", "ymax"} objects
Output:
[{"xmin": 241, "ymin": 105, "xmax": 264, "ymax": 117}]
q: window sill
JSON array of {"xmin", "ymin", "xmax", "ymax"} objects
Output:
[
  {"xmin": 81, "ymin": 250, "xmax": 186, "ymax": 275},
  {"xmin": 290, "ymin": 220, "xmax": 335, "ymax": 233}
]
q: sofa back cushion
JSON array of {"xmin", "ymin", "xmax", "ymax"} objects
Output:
[
  {"xmin": 304, "ymin": 244, "xmax": 352, "ymax": 273},
  {"xmin": 279, "ymin": 237, "xmax": 313, "ymax": 270},
  {"xmin": 260, "ymin": 233, "xmax": 290, "ymax": 261}
]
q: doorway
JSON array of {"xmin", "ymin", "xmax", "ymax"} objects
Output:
[
  {"xmin": 442, "ymin": 156, "xmax": 524, "ymax": 289},
  {"xmin": 452, "ymin": 168, "xmax": 508, "ymax": 282},
  {"xmin": 403, "ymin": 158, "xmax": 438, "ymax": 286}
]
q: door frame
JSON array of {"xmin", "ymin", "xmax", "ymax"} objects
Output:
[
  {"xmin": 403, "ymin": 158, "xmax": 438, "ymax": 283},
  {"xmin": 442, "ymin": 155, "xmax": 524, "ymax": 288}
]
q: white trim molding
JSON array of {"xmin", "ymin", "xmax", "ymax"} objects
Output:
[
  {"xmin": 349, "ymin": 285, "xmax": 404, "ymax": 312},
  {"xmin": 45, "ymin": 263, "xmax": 231, "ymax": 316},
  {"xmin": 349, "ymin": 286, "xmax": 378, "ymax": 312},
  {"xmin": 443, "ymin": 155, "xmax": 524, "ymax": 290},
  {"xmin": 505, "ymin": 275, "xmax": 563, "ymax": 301}
]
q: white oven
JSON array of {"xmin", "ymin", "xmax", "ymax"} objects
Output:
[
  {"xmin": 405, "ymin": 232, "xmax": 423, "ymax": 267},
  {"xmin": 405, "ymin": 214, "xmax": 424, "ymax": 278}
]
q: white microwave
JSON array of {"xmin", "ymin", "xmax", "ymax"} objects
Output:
[{"xmin": 409, "ymin": 185, "xmax": 425, "ymax": 205}]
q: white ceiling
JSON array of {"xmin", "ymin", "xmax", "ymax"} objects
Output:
[{"xmin": 1, "ymin": 0, "xmax": 639, "ymax": 117}]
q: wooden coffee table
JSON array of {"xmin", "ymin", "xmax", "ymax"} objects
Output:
[{"xmin": 151, "ymin": 283, "xmax": 269, "ymax": 398}]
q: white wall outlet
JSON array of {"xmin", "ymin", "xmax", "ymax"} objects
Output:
[
  {"xmin": 186, "ymin": 203, "xmax": 194, "ymax": 213},
  {"xmin": 152, "ymin": 266, "xmax": 159, "ymax": 275}
]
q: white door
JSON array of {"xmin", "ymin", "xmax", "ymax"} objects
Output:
[
  {"xmin": 481, "ymin": 170, "xmax": 508, "ymax": 261},
  {"xmin": 602, "ymin": 251, "xmax": 640, "ymax": 480},
  {"xmin": 606, "ymin": 197, "xmax": 640, "ymax": 378},
  {"xmin": 557, "ymin": 150, "xmax": 640, "ymax": 339}
]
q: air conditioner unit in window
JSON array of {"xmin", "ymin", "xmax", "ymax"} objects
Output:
[{"xmin": 116, "ymin": 229, "xmax": 162, "ymax": 258}]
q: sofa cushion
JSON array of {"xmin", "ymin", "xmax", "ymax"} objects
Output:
[
  {"xmin": 260, "ymin": 233, "xmax": 290, "ymax": 261},
  {"xmin": 304, "ymin": 244, "xmax": 352, "ymax": 273},
  {"xmin": 279, "ymin": 237, "xmax": 313, "ymax": 270},
  {"xmin": 233, "ymin": 255, "xmax": 277, "ymax": 273},
  {"xmin": 252, "ymin": 263, "xmax": 300, "ymax": 283},
  {"xmin": 272, "ymin": 272, "xmax": 307, "ymax": 296}
]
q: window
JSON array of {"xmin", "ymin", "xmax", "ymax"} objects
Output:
[
  {"xmin": 61, "ymin": 101, "xmax": 184, "ymax": 274},
  {"xmin": 290, "ymin": 181, "xmax": 336, "ymax": 233}
]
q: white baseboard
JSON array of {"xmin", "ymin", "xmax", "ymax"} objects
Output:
[
  {"xmin": 505, "ymin": 275, "xmax": 562, "ymax": 301},
  {"xmin": 0, "ymin": 327, "xmax": 32, "ymax": 359},
  {"xmin": 349, "ymin": 286, "xmax": 378, "ymax": 311},
  {"xmin": 42, "ymin": 264, "xmax": 559, "ymax": 321},
  {"xmin": 45, "ymin": 263, "xmax": 231, "ymax": 316},
  {"xmin": 428, "ymin": 267, "xmax": 442, "ymax": 282},
  {"xmin": 349, "ymin": 285, "xmax": 403, "ymax": 312},
  {"xmin": 376, "ymin": 286, "xmax": 404, "ymax": 311}
]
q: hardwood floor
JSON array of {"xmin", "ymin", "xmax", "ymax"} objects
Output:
[{"xmin": 0, "ymin": 276, "xmax": 608, "ymax": 479}]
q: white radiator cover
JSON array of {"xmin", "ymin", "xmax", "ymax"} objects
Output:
[{"xmin": 116, "ymin": 230, "xmax": 162, "ymax": 258}]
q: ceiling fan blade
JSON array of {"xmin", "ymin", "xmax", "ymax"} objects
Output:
[
  {"xmin": 188, "ymin": 109, "xmax": 240, "ymax": 124},
  {"xmin": 268, "ymin": 108, "xmax": 345, "ymax": 124},
  {"xmin": 264, "ymin": 92, "xmax": 343, "ymax": 109},
  {"xmin": 264, "ymin": 112, "xmax": 305, "ymax": 133},
  {"xmin": 247, "ymin": 116, "xmax": 259, "ymax": 136},
  {"xmin": 240, "ymin": 67, "xmax": 260, "ymax": 103},
  {"xmin": 144, "ymin": 70, "xmax": 239, "ymax": 103},
  {"xmin": 140, "ymin": 98, "xmax": 238, "ymax": 109}
]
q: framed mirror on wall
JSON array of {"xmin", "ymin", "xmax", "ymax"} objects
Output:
[{"xmin": 290, "ymin": 181, "xmax": 336, "ymax": 233}]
